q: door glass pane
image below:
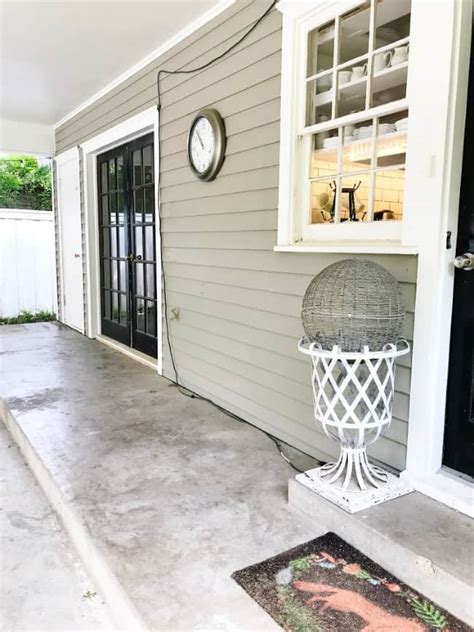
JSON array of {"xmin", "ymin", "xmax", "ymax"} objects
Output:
[
  {"xmin": 146, "ymin": 302, "xmax": 156, "ymax": 336},
  {"xmin": 109, "ymin": 159, "xmax": 116, "ymax": 191},
  {"xmin": 133, "ymin": 150, "xmax": 142, "ymax": 186},
  {"xmin": 101, "ymin": 162, "xmax": 108, "ymax": 193},
  {"xmin": 144, "ymin": 187, "xmax": 154, "ymax": 222},
  {"xmin": 144, "ymin": 226, "xmax": 154, "ymax": 261},
  {"xmin": 310, "ymin": 179, "xmax": 336, "ymax": 224},
  {"xmin": 307, "ymin": 20, "xmax": 335, "ymax": 77},
  {"xmin": 143, "ymin": 146, "xmax": 153, "ymax": 184},
  {"xmin": 111, "ymin": 292, "xmax": 119, "ymax": 322},
  {"xmin": 117, "ymin": 192, "xmax": 126, "ymax": 224},
  {"xmin": 103, "ymin": 259, "xmax": 111, "ymax": 288},
  {"xmin": 119, "ymin": 260, "xmax": 127, "ymax": 292},
  {"xmin": 109, "ymin": 193, "xmax": 117, "ymax": 224},
  {"xmin": 375, "ymin": 0, "xmax": 411, "ymax": 49},
  {"xmin": 103, "ymin": 290, "xmax": 111, "ymax": 319},
  {"xmin": 340, "ymin": 174, "xmax": 370, "ymax": 222},
  {"xmin": 101, "ymin": 195, "xmax": 108, "ymax": 224},
  {"xmin": 340, "ymin": 2, "xmax": 370, "ymax": 65},
  {"xmin": 374, "ymin": 168, "xmax": 405, "ymax": 221},
  {"xmin": 117, "ymin": 155, "xmax": 124, "ymax": 190},
  {"xmin": 135, "ymin": 263, "xmax": 144, "ymax": 296},
  {"xmin": 102, "ymin": 229, "xmax": 110, "ymax": 257},
  {"xmin": 136, "ymin": 298, "xmax": 146, "ymax": 332},
  {"xmin": 110, "ymin": 227, "xmax": 117, "ymax": 257},
  {"xmin": 145, "ymin": 264, "xmax": 155, "ymax": 299},
  {"xmin": 134, "ymin": 190, "xmax": 143, "ymax": 222},
  {"xmin": 119, "ymin": 294, "xmax": 127, "ymax": 324},
  {"xmin": 111, "ymin": 260, "xmax": 119, "ymax": 290},
  {"xmin": 135, "ymin": 227, "xmax": 144, "ymax": 258},
  {"xmin": 118, "ymin": 226, "xmax": 126, "ymax": 258}
]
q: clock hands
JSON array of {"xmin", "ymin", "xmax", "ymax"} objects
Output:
[{"xmin": 195, "ymin": 129, "xmax": 205, "ymax": 150}]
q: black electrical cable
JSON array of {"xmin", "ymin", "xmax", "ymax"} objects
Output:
[{"xmin": 154, "ymin": 0, "xmax": 308, "ymax": 475}]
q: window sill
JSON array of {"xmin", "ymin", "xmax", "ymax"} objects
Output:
[{"xmin": 274, "ymin": 241, "xmax": 419, "ymax": 255}]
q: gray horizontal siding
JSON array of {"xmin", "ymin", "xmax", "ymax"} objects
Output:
[{"xmin": 55, "ymin": 0, "xmax": 417, "ymax": 470}]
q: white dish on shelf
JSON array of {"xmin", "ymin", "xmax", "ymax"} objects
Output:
[
  {"xmin": 395, "ymin": 117, "xmax": 408, "ymax": 131},
  {"xmin": 323, "ymin": 137, "xmax": 339, "ymax": 149}
]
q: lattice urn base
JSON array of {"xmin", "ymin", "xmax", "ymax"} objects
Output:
[{"xmin": 298, "ymin": 337, "xmax": 413, "ymax": 513}]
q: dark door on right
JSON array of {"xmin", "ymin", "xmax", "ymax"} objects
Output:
[
  {"xmin": 97, "ymin": 133, "xmax": 158, "ymax": 358},
  {"xmin": 443, "ymin": 41, "xmax": 474, "ymax": 478}
]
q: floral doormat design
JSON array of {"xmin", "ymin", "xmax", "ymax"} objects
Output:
[{"xmin": 232, "ymin": 533, "xmax": 469, "ymax": 632}]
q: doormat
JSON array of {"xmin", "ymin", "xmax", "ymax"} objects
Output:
[{"xmin": 232, "ymin": 533, "xmax": 469, "ymax": 632}]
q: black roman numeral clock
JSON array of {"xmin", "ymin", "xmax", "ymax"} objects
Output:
[{"xmin": 187, "ymin": 108, "xmax": 226, "ymax": 181}]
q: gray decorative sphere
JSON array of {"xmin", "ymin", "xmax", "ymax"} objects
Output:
[{"xmin": 302, "ymin": 259, "xmax": 405, "ymax": 352}]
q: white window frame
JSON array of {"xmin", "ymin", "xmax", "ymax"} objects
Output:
[{"xmin": 276, "ymin": 0, "xmax": 420, "ymax": 254}]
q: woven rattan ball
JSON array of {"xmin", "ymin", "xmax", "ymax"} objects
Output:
[{"xmin": 302, "ymin": 259, "xmax": 405, "ymax": 352}]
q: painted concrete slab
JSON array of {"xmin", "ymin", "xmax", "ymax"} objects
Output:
[
  {"xmin": 0, "ymin": 422, "xmax": 113, "ymax": 632},
  {"xmin": 0, "ymin": 322, "xmax": 324, "ymax": 631}
]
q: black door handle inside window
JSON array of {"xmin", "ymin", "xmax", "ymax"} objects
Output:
[{"xmin": 136, "ymin": 255, "xmax": 142, "ymax": 261}]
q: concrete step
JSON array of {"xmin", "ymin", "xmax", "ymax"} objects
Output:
[{"xmin": 289, "ymin": 477, "xmax": 474, "ymax": 626}]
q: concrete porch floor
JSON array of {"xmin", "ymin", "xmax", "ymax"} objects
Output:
[{"xmin": 0, "ymin": 322, "xmax": 324, "ymax": 631}]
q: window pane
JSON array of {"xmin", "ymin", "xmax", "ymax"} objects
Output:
[
  {"xmin": 119, "ymin": 260, "xmax": 127, "ymax": 292},
  {"xmin": 118, "ymin": 226, "xmax": 126, "ymax": 258},
  {"xmin": 145, "ymin": 264, "xmax": 155, "ymax": 299},
  {"xmin": 110, "ymin": 227, "xmax": 117, "ymax": 257},
  {"xmin": 134, "ymin": 190, "xmax": 143, "ymax": 222},
  {"xmin": 307, "ymin": 20, "xmax": 335, "ymax": 76},
  {"xmin": 310, "ymin": 179, "xmax": 337, "ymax": 224},
  {"xmin": 337, "ymin": 67, "xmax": 367, "ymax": 118},
  {"xmin": 109, "ymin": 193, "xmax": 117, "ymax": 224},
  {"xmin": 374, "ymin": 168, "xmax": 405, "ymax": 221},
  {"xmin": 376, "ymin": 111, "xmax": 407, "ymax": 167},
  {"xmin": 370, "ymin": 56, "xmax": 407, "ymax": 108},
  {"xmin": 145, "ymin": 226, "xmax": 155, "ymax": 261},
  {"xmin": 306, "ymin": 77, "xmax": 333, "ymax": 127},
  {"xmin": 102, "ymin": 259, "xmax": 111, "ymax": 289},
  {"xmin": 117, "ymin": 192, "xmax": 126, "ymax": 224},
  {"xmin": 101, "ymin": 195, "xmax": 108, "ymax": 224},
  {"xmin": 311, "ymin": 129, "xmax": 339, "ymax": 178},
  {"xmin": 375, "ymin": 0, "xmax": 411, "ymax": 50},
  {"xmin": 342, "ymin": 118, "xmax": 373, "ymax": 173},
  {"xmin": 340, "ymin": 174, "xmax": 370, "ymax": 222},
  {"xmin": 340, "ymin": 2, "xmax": 370, "ymax": 65},
  {"xmin": 135, "ymin": 226, "xmax": 144, "ymax": 258},
  {"xmin": 102, "ymin": 228, "xmax": 110, "ymax": 257}
]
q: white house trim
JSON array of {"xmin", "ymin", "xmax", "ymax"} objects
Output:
[
  {"xmin": 80, "ymin": 107, "xmax": 163, "ymax": 375},
  {"xmin": 53, "ymin": 0, "xmax": 236, "ymax": 130},
  {"xmin": 403, "ymin": 0, "xmax": 473, "ymax": 517}
]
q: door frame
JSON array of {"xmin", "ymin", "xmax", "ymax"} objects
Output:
[
  {"xmin": 81, "ymin": 107, "xmax": 162, "ymax": 374},
  {"xmin": 402, "ymin": 0, "xmax": 474, "ymax": 516},
  {"xmin": 54, "ymin": 145, "xmax": 85, "ymax": 334}
]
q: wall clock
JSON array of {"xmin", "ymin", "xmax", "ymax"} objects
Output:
[{"xmin": 187, "ymin": 108, "xmax": 226, "ymax": 181}]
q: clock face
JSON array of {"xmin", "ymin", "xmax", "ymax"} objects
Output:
[{"xmin": 190, "ymin": 116, "xmax": 215, "ymax": 174}]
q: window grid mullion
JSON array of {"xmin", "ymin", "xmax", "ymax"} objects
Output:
[
  {"xmin": 366, "ymin": 0, "xmax": 377, "ymax": 110},
  {"xmin": 332, "ymin": 15, "xmax": 340, "ymax": 120}
]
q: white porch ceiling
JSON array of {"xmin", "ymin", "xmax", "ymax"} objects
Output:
[{"xmin": 0, "ymin": 0, "xmax": 223, "ymax": 127}]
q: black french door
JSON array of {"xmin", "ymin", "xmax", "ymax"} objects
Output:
[
  {"xmin": 97, "ymin": 134, "xmax": 158, "ymax": 358},
  {"xmin": 443, "ymin": 41, "xmax": 474, "ymax": 477}
]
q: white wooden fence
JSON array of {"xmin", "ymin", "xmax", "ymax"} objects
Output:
[{"xmin": 0, "ymin": 209, "xmax": 57, "ymax": 318}]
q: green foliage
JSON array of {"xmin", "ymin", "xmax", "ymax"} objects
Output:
[
  {"xmin": 289, "ymin": 556, "xmax": 312, "ymax": 572},
  {"xmin": 284, "ymin": 597, "xmax": 321, "ymax": 632},
  {"xmin": 409, "ymin": 597, "xmax": 447, "ymax": 630},
  {"xmin": 0, "ymin": 155, "xmax": 52, "ymax": 210},
  {"xmin": 0, "ymin": 310, "xmax": 56, "ymax": 325}
]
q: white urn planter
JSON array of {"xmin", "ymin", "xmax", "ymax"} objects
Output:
[{"xmin": 297, "ymin": 260, "xmax": 413, "ymax": 513}]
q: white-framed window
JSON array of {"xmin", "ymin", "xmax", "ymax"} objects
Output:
[{"xmin": 276, "ymin": 0, "xmax": 420, "ymax": 253}]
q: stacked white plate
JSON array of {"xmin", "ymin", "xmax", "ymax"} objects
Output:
[
  {"xmin": 395, "ymin": 117, "xmax": 408, "ymax": 132},
  {"xmin": 323, "ymin": 136, "xmax": 339, "ymax": 149},
  {"xmin": 356, "ymin": 123, "xmax": 396, "ymax": 138}
]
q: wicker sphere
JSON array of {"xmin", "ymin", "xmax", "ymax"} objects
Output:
[{"xmin": 302, "ymin": 259, "xmax": 405, "ymax": 352}]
